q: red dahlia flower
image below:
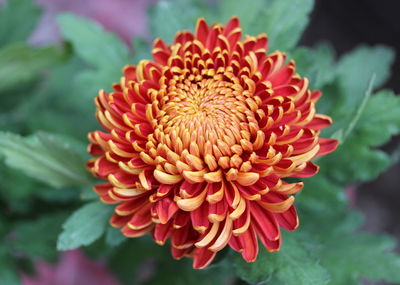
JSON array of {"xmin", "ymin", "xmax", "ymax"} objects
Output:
[{"xmin": 87, "ymin": 17, "xmax": 337, "ymax": 269}]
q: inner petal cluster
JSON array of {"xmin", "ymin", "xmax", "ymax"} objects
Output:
[{"xmin": 153, "ymin": 73, "xmax": 265, "ymax": 185}]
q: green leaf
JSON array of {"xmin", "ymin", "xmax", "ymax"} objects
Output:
[
  {"xmin": 148, "ymin": 0, "xmax": 313, "ymax": 50},
  {"xmin": 132, "ymin": 36, "xmax": 151, "ymax": 63},
  {"xmin": 108, "ymin": 236, "xmax": 232, "ymax": 285},
  {"xmin": 316, "ymin": 47, "xmax": 398, "ymax": 183},
  {"xmin": 75, "ymin": 68, "xmax": 120, "ymax": 100},
  {"xmin": 233, "ymin": 251, "xmax": 274, "ymax": 284},
  {"xmin": 57, "ymin": 201, "xmax": 113, "ymax": 250},
  {"xmin": 0, "ymin": 0, "xmax": 41, "ymax": 46},
  {"xmin": 57, "ymin": 13, "xmax": 130, "ymax": 99},
  {"xmin": 11, "ymin": 213, "xmax": 69, "ymax": 261},
  {"xmin": 290, "ymin": 43, "xmax": 336, "ymax": 89},
  {"xmin": 148, "ymin": 0, "xmax": 210, "ymax": 43},
  {"xmin": 341, "ymin": 74, "xmax": 375, "ymax": 141},
  {"xmin": 298, "ymin": 176, "xmax": 347, "ymax": 219},
  {"xmin": 243, "ymin": 173, "xmax": 400, "ymax": 285},
  {"xmin": 299, "ymin": 212, "xmax": 400, "ymax": 285},
  {"xmin": 57, "ymin": 13, "xmax": 129, "ymax": 69},
  {"xmin": 327, "ymin": 45, "xmax": 395, "ymax": 136},
  {"xmin": 8, "ymin": 56, "xmax": 99, "ymax": 138},
  {"xmin": 320, "ymin": 90, "xmax": 400, "ymax": 183},
  {"xmin": 80, "ymin": 187, "xmax": 98, "ymax": 201},
  {"xmin": 0, "ymin": 255, "xmax": 20, "ymax": 285},
  {"xmin": 0, "ymin": 240, "xmax": 20, "ymax": 285},
  {"xmin": 105, "ymin": 227, "xmax": 127, "ymax": 247},
  {"xmin": 0, "ymin": 163, "xmax": 38, "ymax": 213},
  {"xmin": 234, "ymin": 233, "xmax": 330, "ymax": 285},
  {"xmin": 297, "ymin": 176, "xmax": 400, "ymax": 284},
  {"xmin": 0, "ymin": 44, "xmax": 67, "ymax": 92},
  {"xmin": 149, "ymin": 0, "xmax": 312, "ymax": 51},
  {"xmin": 0, "ymin": 132, "xmax": 91, "ymax": 188},
  {"xmin": 219, "ymin": 0, "xmax": 264, "ymax": 33},
  {"xmin": 301, "ymin": 206, "xmax": 400, "ymax": 284},
  {"xmin": 147, "ymin": 259, "xmax": 231, "ymax": 285},
  {"xmin": 316, "ymin": 229, "xmax": 400, "ymax": 284},
  {"xmin": 357, "ymin": 90, "xmax": 400, "ymax": 146},
  {"xmin": 298, "ymin": 175, "xmax": 363, "ymax": 237},
  {"xmin": 249, "ymin": 0, "xmax": 314, "ymax": 51},
  {"xmin": 324, "ymin": 145, "xmax": 390, "ymax": 183},
  {"xmin": 337, "ymin": 45, "xmax": 394, "ymax": 107}
]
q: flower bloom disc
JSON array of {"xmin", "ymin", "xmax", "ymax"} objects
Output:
[{"xmin": 87, "ymin": 17, "xmax": 338, "ymax": 269}]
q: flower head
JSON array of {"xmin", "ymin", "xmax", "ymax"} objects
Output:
[{"xmin": 87, "ymin": 17, "xmax": 337, "ymax": 269}]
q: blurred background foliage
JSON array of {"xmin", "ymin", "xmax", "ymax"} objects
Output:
[{"xmin": 1, "ymin": 0, "xmax": 400, "ymax": 284}]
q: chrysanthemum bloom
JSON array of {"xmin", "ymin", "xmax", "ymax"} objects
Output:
[{"xmin": 87, "ymin": 17, "xmax": 337, "ymax": 269}]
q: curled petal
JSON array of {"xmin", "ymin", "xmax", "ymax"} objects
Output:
[
  {"xmin": 177, "ymin": 187, "xmax": 208, "ymax": 211},
  {"xmin": 258, "ymin": 195, "xmax": 295, "ymax": 213},
  {"xmin": 236, "ymin": 172, "xmax": 260, "ymax": 186},
  {"xmin": 154, "ymin": 169, "xmax": 182, "ymax": 184}
]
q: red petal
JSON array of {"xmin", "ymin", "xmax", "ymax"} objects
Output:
[
  {"xmin": 174, "ymin": 31, "xmax": 195, "ymax": 45},
  {"xmin": 261, "ymin": 236, "xmax": 281, "ymax": 252},
  {"xmin": 127, "ymin": 205, "xmax": 152, "ymax": 230},
  {"xmin": 156, "ymin": 184, "xmax": 174, "ymax": 197},
  {"xmin": 250, "ymin": 202, "xmax": 280, "ymax": 241},
  {"xmin": 238, "ymin": 226, "xmax": 258, "ymax": 262},
  {"xmin": 195, "ymin": 18, "xmax": 209, "ymax": 44},
  {"xmin": 100, "ymin": 193, "xmax": 119, "ymax": 204},
  {"xmin": 193, "ymin": 247, "xmax": 216, "ymax": 269},
  {"xmin": 317, "ymin": 138, "xmax": 338, "ymax": 156},
  {"xmin": 88, "ymin": 143, "xmax": 103, "ymax": 155},
  {"xmin": 306, "ymin": 114, "xmax": 332, "ymax": 130},
  {"xmin": 115, "ymin": 194, "xmax": 149, "ymax": 216},
  {"xmin": 311, "ymin": 90, "xmax": 322, "ymax": 102},
  {"xmin": 274, "ymin": 205, "xmax": 299, "ymax": 231},
  {"xmin": 223, "ymin": 17, "xmax": 240, "ymax": 35},
  {"xmin": 171, "ymin": 225, "xmax": 198, "ymax": 249},
  {"xmin": 232, "ymin": 205, "xmax": 250, "ymax": 235},
  {"xmin": 121, "ymin": 224, "xmax": 153, "ymax": 237},
  {"xmin": 171, "ymin": 246, "xmax": 192, "ymax": 260},
  {"xmin": 269, "ymin": 63, "xmax": 294, "ymax": 87},
  {"xmin": 153, "ymin": 222, "xmax": 173, "ymax": 245},
  {"xmin": 93, "ymin": 182, "xmax": 112, "ymax": 195},
  {"xmin": 190, "ymin": 204, "xmax": 210, "ymax": 233},
  {"xmin": 255, "ymin": 34, "xmax": 268, "ymax": 50},
  {"xmin": 152, "ymin": 38, "xmax": 170, "ymax": 65},
  {"xmin": 293, "ymin": 161, "xmax": 319, "ymax": 178},
  {"xmin": 154, "ymin": 197, "xmax": 179, "ymax": 224},
  {"xmin": 110, "ymin": 214, "xmax": 131, "ymax": 227},
  {"xmin": 122, "ymin": 65, "xmax": 137, "ymax": 82},
  {"xmin": 209, "ymin": 199, "xmax": 228, "ymax": 222},
  {"xmin": 173, "ymin": 211, "xmax": 190, "ymax": 228},
  {"xmin": 227, "ymin": 28, "xmax": 241, "ymax": 50},
  {"xmin": 205, "ymin": 26, "xmax": 220, "ymax": 50},
  {"xmin": 228, "ymin": 234, "xmax": 243, "ymax": 252}
]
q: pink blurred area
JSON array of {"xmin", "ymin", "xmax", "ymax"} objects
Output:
[
  {"xmin": 29, "ymin": 0, "xmax": 157, "ymax": 45},
  {"xmin": 21, "ymin": 250, "xmax": 121, "ymax": 285}
]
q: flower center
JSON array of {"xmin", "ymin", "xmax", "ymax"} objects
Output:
[{"xmin": 156, "ymin": 75, "xmax": 261, "ymax": 155}]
